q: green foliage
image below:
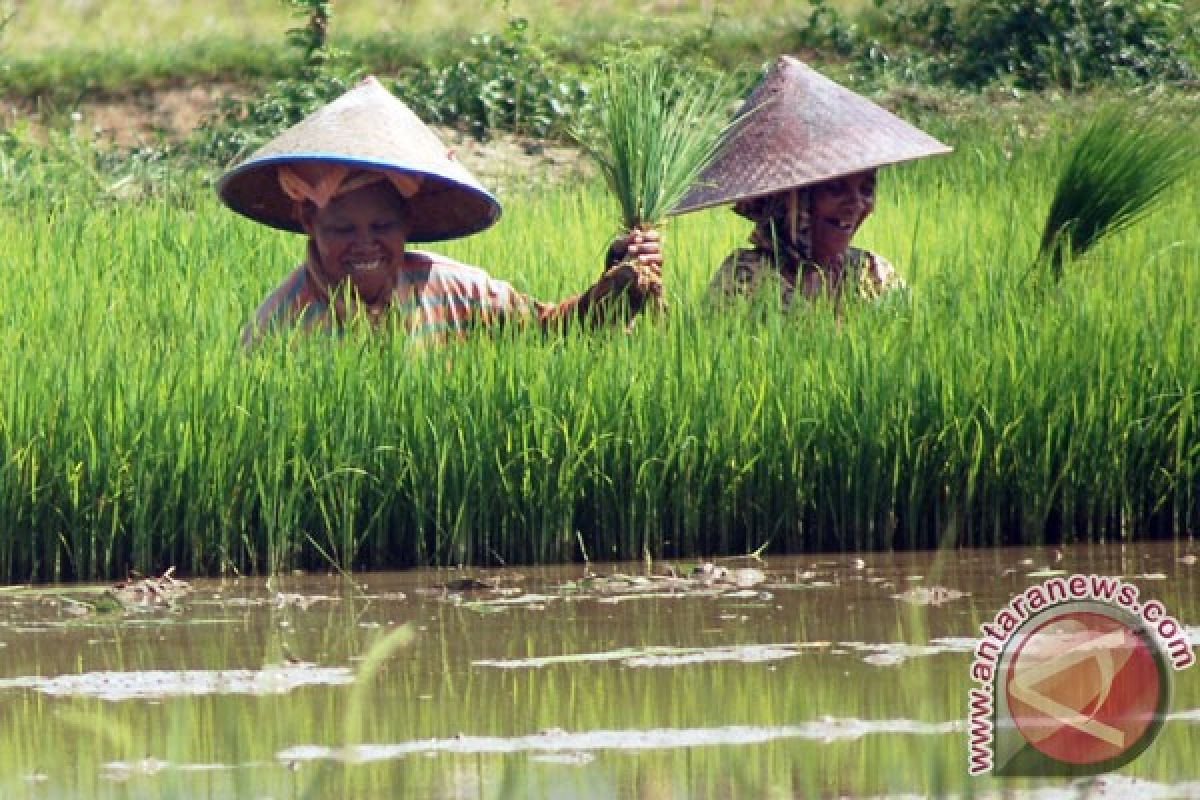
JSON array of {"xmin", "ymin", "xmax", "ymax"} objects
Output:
[
  {"xmin": 193, "ymin": 14, "xmax": 593, "ymax": 162},
  {"xmin": 869, "ymin": 0, "xmax": 1197, "ymax": 89},
  {"xmin": 1038, "ymin": 105, "xmax": 1197, "ymax": 278},
  {"xmin": 787, "ymin": 0, "xmax": 1196, "ymax": 90},
  {"xmin": 390, "ymin": 17, "xmax": 594, "ymax": 141},
  {"xmin": 575, "ymin": 52, "xmax": 734, "ymax": 229},
  {"xmin": 0, "ymin": 2, "xmax": 11, "ymax": 82},
  {"xmin": 193, "ymin": 0, "xmax": 354, "ymax": 166},
  {"xmin": 792, "ymin": 0, "xmax": 866, "ymax": 57},
  {"xmin": 0, "ymin": 124, "xmax": 192, "ymax": 206},
  {"xmin": 195, "ymin": 71, "xmax": 353, "ymax": 166},
  {"xmin": 286, "ymin": 0, "xmax": 334, "ymax": 77}
]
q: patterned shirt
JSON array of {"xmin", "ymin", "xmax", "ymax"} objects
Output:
[
  {"xmin": 243, "ymin": 250, "xmax": 563, "ymax": 346},
  {"xmin": 709, "ymin": 246, "xmax": 904, "ymax": 309}
]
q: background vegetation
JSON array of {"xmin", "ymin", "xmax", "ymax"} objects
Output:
[{"xmin": 3, "ymin": 0, "xmax": 1198, "ymax": 136}]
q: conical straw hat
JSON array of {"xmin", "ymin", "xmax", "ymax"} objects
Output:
[
  {"xmin": 673, "ymin": 57, "xmax": 952, "ymax": 215},
  {"xmin": 218, "ymin": 76, "xmax": 501, "ymax": 242}
]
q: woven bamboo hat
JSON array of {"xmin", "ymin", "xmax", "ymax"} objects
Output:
[
  {"xmin": 673, "ymin": 56, "xmax": 951, "ymax": 215},
  {"xmin": 218, "ymin": 76, "xmax": 501, "ymax": 242}
]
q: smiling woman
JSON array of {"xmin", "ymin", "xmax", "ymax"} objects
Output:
[
  {"xmin": 222, "ymin": 76, "xmax": 664, "ymax": 347},
  {"xmin": 296, "ymin": 179, "xmax": 420, "ymax": 315},
  {"xmin": 673, "ymin": 56, "xmax": 952, "ymax": 309}
]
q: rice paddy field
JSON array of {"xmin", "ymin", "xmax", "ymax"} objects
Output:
[
  {"xmin": 1, "ymin": 99, "xmax": 1199, "ymax": 583},
  {"xmin": 3, "ymin": 2, "xmax": 1200, "ymax": 797}
]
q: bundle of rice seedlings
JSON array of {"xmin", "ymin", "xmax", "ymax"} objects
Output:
[
  {"xmin": 576, "ymin": 52, "xmax": 734, "ymax": 250},
  {"xmin": 1037, "ymin": 105, "xmax": 1196, "ymax": 279}
]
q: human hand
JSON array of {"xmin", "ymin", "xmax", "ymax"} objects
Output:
[
  {"xmin": 602, "ymin": 227, "xmax": 665, "ymax": 319},
  {"xmin": 606, "ymin": 228, "xmax": 663, "ymax": 274}
]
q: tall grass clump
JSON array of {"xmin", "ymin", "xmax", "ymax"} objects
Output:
[
  {"xmin": 1037, "ymin": 105, "xmax": 1197, "ymax": 279},
  {"xmin": 575, "ymin": 52, "xmax": 734, "ymax": 235}
]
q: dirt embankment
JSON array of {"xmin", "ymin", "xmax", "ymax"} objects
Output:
[{"xmin": 2, "ymin": 83, "xmax": 591, "ymax": 189}]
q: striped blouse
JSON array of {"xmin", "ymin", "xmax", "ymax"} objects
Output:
[{"xmin": 243, "ymin": 250, "xmax": 568, "ymax": 347}]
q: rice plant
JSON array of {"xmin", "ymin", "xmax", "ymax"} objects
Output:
[
  {"xmin": 0, "ymin": 105, "xmax": 1198, "ymax": 583},
  {"xmin": 574, "ymin": 51, "xmax": 735, "ymax": 233},
  {"xmin": 1037, "ymin": 104, "xmax": 1198, "ymax": 279}
]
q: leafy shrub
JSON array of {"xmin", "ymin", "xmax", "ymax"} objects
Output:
[
  {"xmin": 194, "ymin": 71, "xmax": 353, "ymax": 167},
  {"xmin": 792, "ymin": 0, "xmax": 868, "ymax": 57},
  {"xmin": 192, "ymin": 0, "xmax": 355, "ymax": 166},
  {"xmin": 872, "ymin": 0, "xmax": 1196, "ymax": 89},
  {"xmin": 194, "ymin": 13, "xmax": 594, "ymax": 164},
  {"xmin": 391, "ymin": 17, "xmax": 594, "ymax": 141}
]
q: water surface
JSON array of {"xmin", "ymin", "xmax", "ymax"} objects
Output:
[{"xmin": 1, "ymin": 543, "xmax": 1197, "ymax": 798}]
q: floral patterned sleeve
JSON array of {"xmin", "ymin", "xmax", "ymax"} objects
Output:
[
  {"xmin": 708, "ymin": 249, "xmax": 774, "ymax": 305},
  {"xmin": 856, "ymin": 250, "xmax": 907, "ymax": 302}
]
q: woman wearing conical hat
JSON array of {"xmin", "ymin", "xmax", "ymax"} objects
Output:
[
  {"xmin": 674, "ymin": 57, "xmax": 951, "ymax": 308},
  {"xmin": 222, "ymin": 77, "xmax": 662, "ymax": 347}
]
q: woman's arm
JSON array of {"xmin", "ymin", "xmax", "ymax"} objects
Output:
[{"xmin": 536, "ymin": 229, "xmax": 664, "ymax": 332}]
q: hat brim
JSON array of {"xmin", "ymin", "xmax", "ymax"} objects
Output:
[
  {"xmin": 674, "ymin": 150, "xmax": 947, "ymax": 216},
  {"xmin": 218, "ymin": 154, "xmax": 501, "ymax": 243},
  {"xmin": 671, "ymin": 57, "xmax": 952, "ymax": 216}
]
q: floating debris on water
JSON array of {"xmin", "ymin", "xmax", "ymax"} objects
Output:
[
  {"xmin": 273, "ymin": 592, "xmax": 335, "ymax": 610},
  {"xmin": 473, "ymin": 642, "xmax": 827, "ymax": 670},
  {"xmin": 109, "ymin": 567, "xmax": 190, "ymax": 610},
  {"xmin": 623, "ymin": 644, "xmax": 807, "ymax": 668},
  {"xmin": 1025, "ymin": 568, "xmax": 1067, "ymax": 578},
  {"xmin": 277, "ymin": 718, "xmax": 963, "ymax": 762},
  {"xmin": 862, "ymin": 653, "xmax": 906, "ymax": 667},
  {"xmin": 948, "ymin": 774, "xmax": 1200, "ymax": 800},
  {"xmin": 891, "ymin": 586, "xmax": 968, "ymax": 606},
  {"xmin": 0, "ymin": 664, "xmax": 355, "ymax": 701},
  {"xmin": 529, "ymin": 751, "xmax": 596, "ymax": 766},
  {"xmin": 690, "ymin": 564, "xmax": 767, "ymax": 588},
  {"xmin": 458, "ymin": 593, "xmax": 556, "ymax": 612},
  {"xmin": 844, "ymin": 639, "xmax": 977, "ymax": 667}
]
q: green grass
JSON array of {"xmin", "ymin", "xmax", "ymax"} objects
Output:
[
  {"xmin": 2, "ymin": 0, "xmax": 826, "ymax": 53},
  {"xmin": 0, "ymin": 0, "xmax": 828, "ymax": 100},
  {"xmin": 1, "ymin": 100, "xmax": 1198, "ymax": 582}
]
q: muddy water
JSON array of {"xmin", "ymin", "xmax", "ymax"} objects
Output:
[{"xmin": 1, "ymin": 543, "xmax": 1197, "ymax": 799}]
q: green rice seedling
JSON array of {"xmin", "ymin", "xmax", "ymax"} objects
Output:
[
  {"xmin": 575, "ymin": 51, "xmax": 734, "ymax": 235},
  {"xmin": 1037, "ymin": 104, "xmax": 1198, "ymax": 280}
]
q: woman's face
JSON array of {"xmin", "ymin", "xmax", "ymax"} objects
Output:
[
  {"xmin": 809, "ymin": 169, "xmax": 877, "ymax": 264},
  {"xmin": 303, "ymin": 181, "xmax": 410, "ymax": 296}
]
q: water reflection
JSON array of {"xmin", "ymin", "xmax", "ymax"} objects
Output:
[{"xmin": 0, "ymin": 543, "xmax": 1196, "ymax": 798}]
